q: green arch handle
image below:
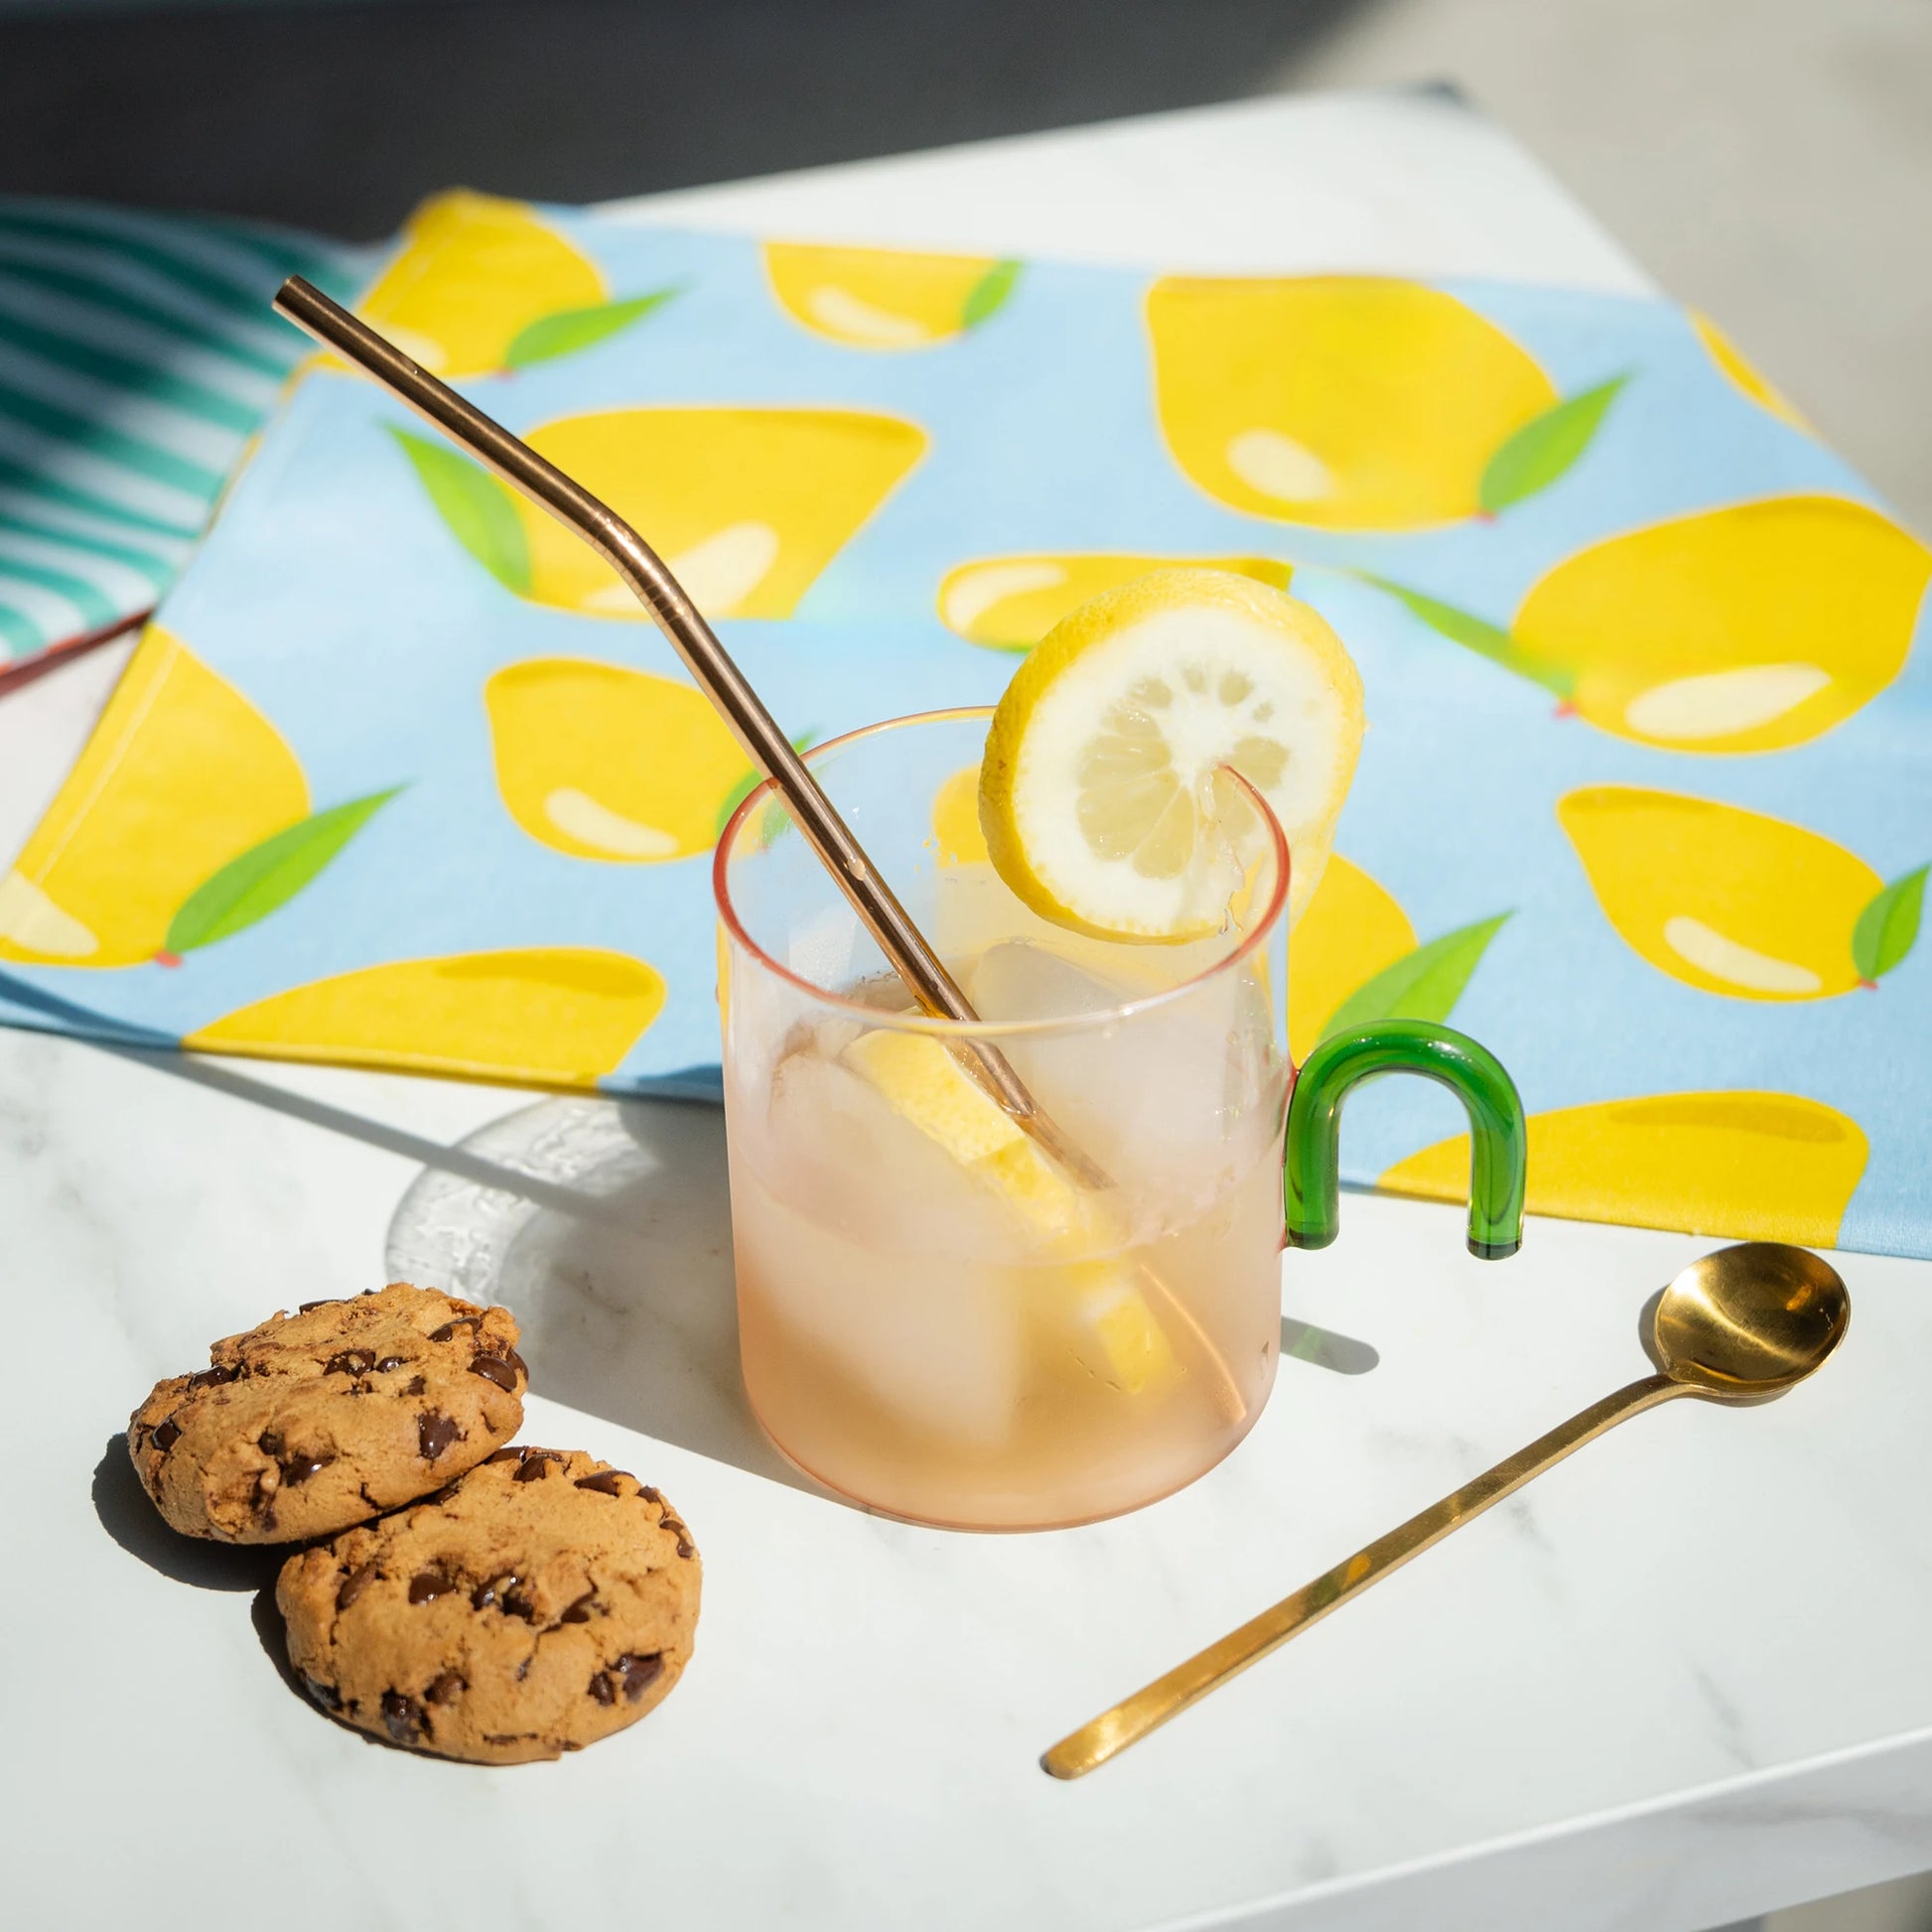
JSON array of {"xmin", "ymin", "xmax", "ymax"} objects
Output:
[{"xmin": 1285, "ymin": 1020, "xmax": 1527, "ymax": 1259}]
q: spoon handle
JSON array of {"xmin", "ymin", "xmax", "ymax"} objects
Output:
[{"xmin": 1042, "ymin": 1370, "xmax": 1682, "ymax": 1779}]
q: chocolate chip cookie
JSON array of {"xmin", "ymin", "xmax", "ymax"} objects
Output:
[
  {"xmin": 276, "ymin": 1447, "xmax": 700, "ymax": 1763},
  {"xmin": 128, "ymin": 1285, "xmax": 526, "ymax": 1544}
]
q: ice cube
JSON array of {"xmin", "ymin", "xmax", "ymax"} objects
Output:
[
  {"xmin": 737, "ymin": 1045, "xmax": 1026, "ymax": 1444},
  {"xmin": 969, "ymin": 938, "xmax": 1279, "ymax": 1202},
  {"xmin": 735, "ymin": 1187, "xmax": 1022, "ymax": 1446},
  {"xmin": 761, "ymin": 1044, "xmax": 1025, "ymax": 1258}
]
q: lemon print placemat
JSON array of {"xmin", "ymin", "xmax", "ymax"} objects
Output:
[{"xmin": 1, "ymin": 191, "xmax": 1926, "ymax": 1259}]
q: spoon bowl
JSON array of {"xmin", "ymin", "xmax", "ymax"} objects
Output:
[{"xmin": 1652, "ymin": 1241, "xmax": 1850, "ymax": 1398}]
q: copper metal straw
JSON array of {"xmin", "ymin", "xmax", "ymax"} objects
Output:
[{"xmin": 272, "ymin": 275, "xmax": 1103, "ymax": 1184}]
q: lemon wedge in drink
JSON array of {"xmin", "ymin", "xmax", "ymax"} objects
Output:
[
  {"xmin": 840, "ymin": 1029, "xmax": 1084, "ymax": 1237},
  {"xmin": 1061, "ymin": 1262, "xmax": 1178, "ymax": 1395},
  {"xmin": 839, "ymin": 1030, "xmax": 1176, "ymax": 1390},
  {"xmin": 979, "ymin": 569, "xmax": 1364, "ymax": 941}
]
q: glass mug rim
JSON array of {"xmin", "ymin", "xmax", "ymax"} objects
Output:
[{"xmin": 711, "ymin": 704, "xmax": 1291, "ymax": 1040}]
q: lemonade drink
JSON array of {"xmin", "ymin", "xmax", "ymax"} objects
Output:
[{"xmin": 716, "ymin": 711, "xmax": 1293, "ymax": 1530}]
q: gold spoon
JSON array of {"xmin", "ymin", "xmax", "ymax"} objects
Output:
[{"xmin": 1042, "ymin": 1241, "xmax": 1850, "ymax": 1780}]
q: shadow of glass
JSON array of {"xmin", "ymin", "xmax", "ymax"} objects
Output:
[
  {"xmin": 99, "ymin": 1050, "xmax": 1383, "ymax": 1500},
  {"xmin": 386, "ymin": 1094, "xmax": 819, "ymax": 1498},
  {"xmin": 84, "ymin": 1048, "xmax": 815, "ymax": 1496}
]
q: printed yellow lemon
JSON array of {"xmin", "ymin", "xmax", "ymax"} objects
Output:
[
  {"xmin": 486, "ymin": 658, "xmax": 751, "ymax": 862},
  {"xmin": 980, "ymin": 569, "xmax": 1364, "ymax": 941},
  {"xmin": 186, "ymin": 947, "xmax": 664, "ymax": 1086},
  {"xmin": 1148, "ymin": 276, "xmax": 1557, "ymax": 529},
  {"xmin": 0, "ymin": 625, "xmax": 307, "ymax": 968},
  {"xmin": 763, "ymin": 242, "xmax": 1014, "ymax": 348},
  {"xmin": 1690, "ymin": 312, "xmax": 1808, "ymax": 430},
  {"xmin": 1382, "ymin": 1091, "xmax": 1867, "ymax": 1248},
  {"xmin": 1516, "ymin": 496, "xmax": 1928, "ymax": 753},
  {"xmin": 1559, "ymin": 786, "xmax": 1880, "ymax": 1000},
  {"xmin": 930, "ymin": 763, "xmax": 991, "ymax": 866},
  {"xmin": 513, "ymin": 408, "xmax": 924, "ymax": 620},
  {"xmin": 354, "ymin": 192, "xmax": 606, "ymax": 376},
  {"xmin": 1287, "ymin": 855, "xmax": 1417, "ymax": 1060},
  {"xmin": 938, "ymin": 553, "xmax": 1292, "ymax": 651}
]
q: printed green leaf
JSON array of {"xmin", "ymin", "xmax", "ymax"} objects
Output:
[
  {"xmin": 1852, "ymin": 864, "xmax": 1927, "ymax": 982},
  {"xmin": 503, "ymin": 286, "xmax": 682, "ymax": 370},
  {"xmin": 1357, "ymin": 574, "xmax": 1576, "ymax": 699},
  {"xmin": 1320, "ymin": 912, "xmax": 1513, "ymax": 1040},
  {"xmin": 961, "ymin": 259, "xmax": 1023, "ymax": 330},
  {"xmin": 390, "ymin": 429, "xmax": 531, "ymax": 593},
  {"xmin": 164, "ymin": 787, "xmax": 403, "ymax": 956},
  {"xmin": 1479, "ymin": 374, "xmax": 1627, "ymax": 515}
]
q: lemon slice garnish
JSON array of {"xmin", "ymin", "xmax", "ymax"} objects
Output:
[{"xmin": 979, "ymin": 568, "xmax": 1364, "ymax": 940}]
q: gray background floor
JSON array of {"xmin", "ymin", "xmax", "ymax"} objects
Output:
[{"xmin": 2, "ymin": 1, "xmax": 1928, "ymax": 1924}]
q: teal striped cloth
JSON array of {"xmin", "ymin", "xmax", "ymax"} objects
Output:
[{"xmin": 0, "ymin": 200, "xmax": 369, "ymax": 672}]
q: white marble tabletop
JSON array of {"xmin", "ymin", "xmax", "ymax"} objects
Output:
[{"xmin": 6, "ymin": 92, "xmax": 1932, "ymax": 1932}]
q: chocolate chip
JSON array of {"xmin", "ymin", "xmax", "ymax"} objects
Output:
[
  {"xmin": 186, "ymin": 1363, "xmax": 238, "ymax": 1392},
  {"xmin": 337, "ymin": 1562, "xmax": 377, "ymax": 1610},
  {"xmin": 472, "ymin": 1572, "xmax": 535, "ymax": 1620},
  {"xmin": 373, "ymin": 1354, "xmax": 407, "ymax": 1373},
  {"xmin": 675, "ymin": 1540, "xmax": 695, "ymax": 1560},
  {"xmin": 408, "ymin": 1571, "xmax": 457, "ymax": 1604},
  {"xmin": 574, "ymin": 1470, "xmax": 628, "ymax": 1496},
  {"xmin": 381, "ymin": 1690, "xmax": 424, "ymax": 1743},
  {"xmin": 506, "ymin": 1349, "xmax": 529, "ymax": 1381},
  {"xmin": 403, "ymin": 1375, "xmax": 427, "ymax": 1396},
  {"xmin": 486, "ymin": 1447, "xmax": 524, "ymax": 1465},
  {"xmin": 560, "ymin": 1591, "xmax": 597, "ymax": 1624},
  {"xmin": 588, "ymin": 1672, "xmax": 615, "ymax": 1706},
  {"xmin": 258, "ymin": 1429, "xmax": 284, "ymax": 1455},
  {"xmin": 512, "ymin": 1454, "xmax": 556, "ymax": 1483},
  {"xmin": 418, "ymin": 1413, "xmax": 460, "ymax": 1460},
  {"xmin": 325, "ymin": 1348, "xmax": 376, "ymax": 1376},
  {"xmin": 469, "ymin": 1355, "xmax": 518, "ymax": 1393},
  {"xmin": 151, "ymin": 1418, "xmax": 181, "ymax": 1451},
  {"xmin": 283, "ymin": 1452, "xmax": 334, "ymax": 1486},
  {"xmin": 429, "ymin": 1315, "xmax": 483, "ymax": 1342},
  {"xmin": 640, "ymin": 1485, "xmax": 662, "ymax": 1504},
  {"xmin": 427, "ymin": 1671, "xmax": 464, "ymax": 1705},
  {"xmin": 299, "ymin": 1299, "xmax": 343, "ymax": 1313},
  {"xmin": 617, "ymin": 1653, "xmax": 663, "ymax": 1702},
  {"xmin": 302, "ymin": 1674, "xmax": 343, "ymax": 1713},
  {"xmin": 419, "ymin": 1482, "xmax": 462, "ymax": 1507}
]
